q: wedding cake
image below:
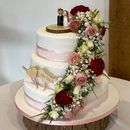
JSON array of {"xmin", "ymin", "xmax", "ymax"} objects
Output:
[{"xmin": 22, "ymin": 5, "xmax": 110, "ymax": 120}]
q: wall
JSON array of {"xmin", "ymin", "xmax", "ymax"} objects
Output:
[{"xmin": 0, "ymin": 0, "xmax": 109, "ymax": 85}]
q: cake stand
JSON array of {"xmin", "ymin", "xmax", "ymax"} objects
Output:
[{"xmin": 15, "ymin": 83, "xmax": 119, "ymax": 130}]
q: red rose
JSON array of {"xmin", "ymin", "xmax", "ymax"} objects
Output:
[
  {"xmin": 76, "ymin": 73, "xmax": 87, "ymax": 86},
  {"xmin": 70, "ymin": 5, "xmax": 90, "ymax": 16},
  {"xmin": 55, "ymin": 91, "xmax": 73, "ymax": 106},
  {"xmin": 101, "ymin": 26, "xmax": 106, "ymax": 36},
  {"xmin": 68, "ymin": 52, "xmax": 81, "ymax": 65},
  {"xmin": 90, "ymin": 58, "xmax": 105, "ymax": 76},
  {"xmin": 69, "ymin": 20, "xmax": 82, "ymax": 33},
  {"xmin": 85, "ymin": 26, "xmax": 97, "ymax": 37}
]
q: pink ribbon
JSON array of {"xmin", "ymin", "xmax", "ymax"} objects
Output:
[
  {"xmin": 24, "ymin": 92, "xmax": 46, "ymax": 110},
  {"xmin": 24, "ymin": 89, "xmax": 108, "ymax": 111},
  {"xmin": 36, "ymin": 44, "xmax": 71, "ymax": 62}
]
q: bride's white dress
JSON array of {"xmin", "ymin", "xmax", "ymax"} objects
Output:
[{"xmin": 64, "ymin": 17, "xmax": 68, "ymax": 26}]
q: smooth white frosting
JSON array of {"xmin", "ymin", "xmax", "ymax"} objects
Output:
[
  {"xmin": 36, "ymin": 27, "xmax": 77, "ymax": 53},
  {"xmin": 24, "ymin": 81, "xmax": 54, "ymax": 103},
  {"xmin": 36, "ymin": 45, "xmax": 71, "ymax": 62},
  {"xmin": 31, "ymin": 52, "xmax": 68, "ymax": 77}
]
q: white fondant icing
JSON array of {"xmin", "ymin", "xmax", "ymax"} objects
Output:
[
  {"xmin": 24, "ymin": 81, "xmax": 54, "ymax": 103},
  {"xmin": 31, "ymin": 52, "xmax": 68, "ymax": 77},
  {"xmin": 36, "ymin": 27, "xmax": 77, "ymax": 53}
]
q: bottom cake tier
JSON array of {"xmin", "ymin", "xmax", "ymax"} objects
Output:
[
  {"xmin": 23, "ymin": 74, "xmax": 109, "ymax": 111},
  {"xmin": 15, "ymin": 82, "xmax": 119, "ymax": 126}
]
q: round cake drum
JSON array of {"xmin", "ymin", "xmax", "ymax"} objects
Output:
[
  {"xmin": 46, "ymin": 25, "xmax": 71, "ymax": 33},
  {"xmin": 15, "ymin": 83, "xmax": 119, "ymax": 130}
]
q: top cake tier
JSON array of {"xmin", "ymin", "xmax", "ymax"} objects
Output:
[
  {"xmin": 36, "ymin": 26, "xmax": 77, "ymax": 62},
  {"xmin": 36, "ymin": 26, "xmax": 77, "ymax": 52}
]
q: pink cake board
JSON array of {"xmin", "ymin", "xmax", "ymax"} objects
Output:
[{"xmin": 15, "ymin": 83, "xmax": 119, "ymax": 126}]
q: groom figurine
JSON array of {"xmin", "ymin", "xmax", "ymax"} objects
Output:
[{"xmin": 57, "ymin": 8, "xmax": 64, "ymax": 26}]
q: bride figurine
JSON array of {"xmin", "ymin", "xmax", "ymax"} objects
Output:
[{"xmin": 63, "ymin": 10, "xmax": 69, "ymax": 26}]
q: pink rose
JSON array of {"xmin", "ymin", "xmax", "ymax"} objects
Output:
[
  {"xmin": 69, "ymin": 20, "xmax": 82, "ymax": 33},
  {"xmin": 85, "ymin": 26, "xmax": 97, "ymax": 37},
  {"xmin": 68, "ymin": 52, "xmax": 81, "ymax": 65},
  {"xmin": 73, "ymin": 105, "xmax": 82, "ymax": 114},
  {"xmin": 64, "ymin": 111, "xmax": 73, "ymax": 120},
  {"xmin": 76, "ymin": 73, "xmax": 87, "ymax": 86}
]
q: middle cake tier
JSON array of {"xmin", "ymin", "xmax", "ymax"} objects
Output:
[
  {"xmin": 36, "ymin": 26, "xmax": 77, "ymax": 62},
  {"xmin": 31, "ymin": 52, "xmax": 68, "ymax": 77}
]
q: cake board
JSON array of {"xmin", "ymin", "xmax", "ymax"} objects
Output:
[{"xmin": 15, "ymin": 84, "xmax": 119, "ymax": 130}]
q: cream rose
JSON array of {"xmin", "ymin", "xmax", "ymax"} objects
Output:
[
  {"xmin": 93, "ymin": 13, "xmax": 102, "ymax": 24},
  {"xmin": 87, "ymin": 40, "xmax": 94, "ymax": 50},
  {"xmin": 73, "ymin": 85, "xmax": 81, "ymax": 95},
  {"xmin": 64, "ymin": 74, "xmax": 75, "ymax": 84},
  {"xmin": 49, "ymin": 110, "xmax": 59, "ymax": 120}
]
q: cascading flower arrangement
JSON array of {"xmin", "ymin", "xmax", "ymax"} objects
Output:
[{"xmin": 37, "ymin": 5, "xmax": 107, "ymax": 121}]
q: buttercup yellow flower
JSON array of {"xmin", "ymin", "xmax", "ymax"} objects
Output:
[{"xmin": 78, "ymin": 44, "xmax": 88, "ymax": 54}]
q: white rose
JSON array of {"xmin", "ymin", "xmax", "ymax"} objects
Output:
[
  {"xmin": 49, "ymin": 110, "xmax": 59, "ymax": 120},
  {"xmin": 54, "ymin": 83, "xmax": 64, "ymax": 93},
  {"xmin": 93, "ymin": 13, "xmax": 102, "ymax": 24},
  {"xmin": 64, "ymin": 74, "xmax": 74, "ymax": 84},
  {"xmin": 73, "ymin": 85, "xmax": 81, "ymax": 95},
  {"xmin": 87, "ymin": 40, "xmax": 94, "ymax": 50}
]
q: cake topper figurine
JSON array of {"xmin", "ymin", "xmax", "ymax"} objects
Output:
[
  {"xmin": 63, "ymin": 10, "xmax": 69, "ymax": 26},
  {"xmin": 57, "ymin": 8, "xmax": 64, "ymax": 26}
]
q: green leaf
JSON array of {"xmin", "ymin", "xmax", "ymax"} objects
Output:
[{"xmin": 77, "ymin": 38, "xmax": 86, "ymax": 47}]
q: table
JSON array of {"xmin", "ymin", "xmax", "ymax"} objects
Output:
[{"xmin": 0, "ymin": 77, "xmax": 130, "ymax": 130}]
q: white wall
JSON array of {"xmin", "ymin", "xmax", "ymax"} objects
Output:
[{"xmin": 0, "ymin": 0, "xmax": 109, "ymax": 85}]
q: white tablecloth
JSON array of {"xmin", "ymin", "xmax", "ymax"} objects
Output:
[{"xmin": 0, "ymin": 77, "xmax": 130, "ymax": 130}]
